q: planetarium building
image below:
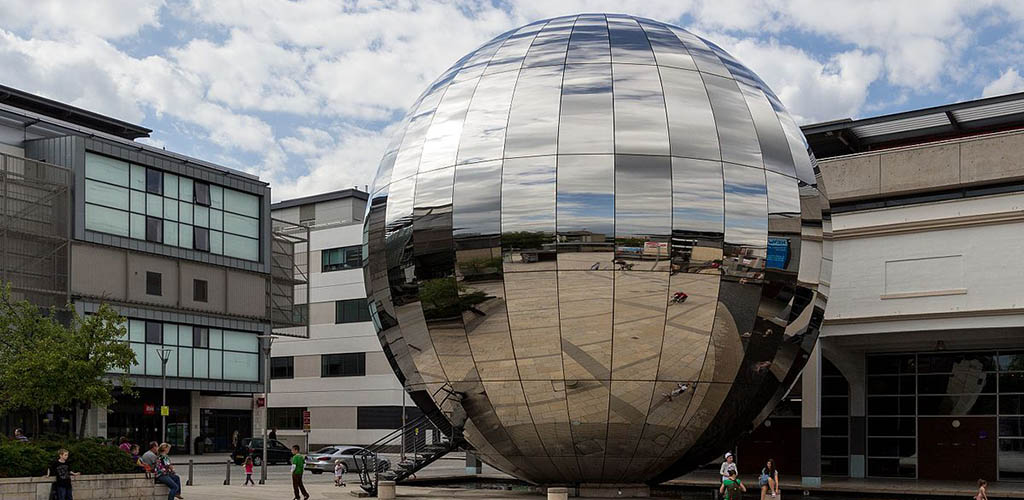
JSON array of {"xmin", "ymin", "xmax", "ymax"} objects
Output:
[{"xmin": 362, "ymin": 14, "xmax": 831, "ymax": 485}]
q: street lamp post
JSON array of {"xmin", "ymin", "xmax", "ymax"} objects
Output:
[
  {"xmin": 156, "ymin": 348, "xmax": 172, "ymax": 444},
  {"xmin": 257, "ymin": 334, "xmax": 275, "ymax": 484}
]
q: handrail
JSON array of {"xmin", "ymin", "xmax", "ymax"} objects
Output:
[{"xmin": 353, "ymin": 383, "xmax": 461, "ymax": 495}]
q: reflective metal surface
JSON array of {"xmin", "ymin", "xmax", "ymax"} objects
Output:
[{"xmin": 363, "ymin": 13, "xmax": 830, "ymax": 485}]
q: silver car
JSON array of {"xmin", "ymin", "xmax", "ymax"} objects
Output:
[{"xmin": 305, "ymin": 445, "xmax": 390, "ymax": 474}]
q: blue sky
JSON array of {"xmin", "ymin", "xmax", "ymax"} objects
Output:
[{"xmin": 2, "ymin": 0, "xmax": 1023, "ymax": 201}]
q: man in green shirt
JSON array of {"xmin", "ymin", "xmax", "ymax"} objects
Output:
[
  {"xmin": 720, "ymin": 469, "xmax": 747, "ymax": 500},
  {"xmin": 290, "ymin": 445, "xmax": 309, "ymax": 500}
]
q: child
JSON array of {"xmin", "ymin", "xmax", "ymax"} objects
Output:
[
  {"xmin": 45, "ymin": 448, "xmax": 80, "ymax": 500},
  {"xmin": 130, "ymin": 444, "xmax": 144, "ymax": 472},
  {"xmin": 976, "ymin": 479, "xmax": 988, "ymax": 500},
  {"xmin": 243, "ymin": 457, "xmax": 255, "ymax": 486},
  {"xmin": 334, "ymin": 460, "xmax": 346, "ymax": 487},
  {"xmin": 720, "ymin": 469, "xmax": 747, "ymax": 500}
]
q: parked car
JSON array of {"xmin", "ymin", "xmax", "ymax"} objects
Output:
[
  {"xmin": 305, "ymin": 445, "xmax": 390, "ymax": 474},
  {"xmin": 232, "ymin": 438, "xmax": 292, "ymax": 466}
]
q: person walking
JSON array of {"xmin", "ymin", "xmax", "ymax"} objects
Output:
[
  {"xmin": 720, "ymin": 452, "xmax": 738, "ymax": 483},
  {"xmin": 334, "ymin": 460, "xmax": 346, "ymax": 487},
  {"xmin": 290, "ymin": 445, "xmax": 309, "ymax": 500},
  {"xmin": 976, "ymin": 479, "xmax": 989, "ymax": 500},
  {"xmin": 45, "ymin": 448, "xmax": 80, "ymax": 500},
  {"xmin": 759, "ymin": 459, "xmax": 779, "ymax": 499},
  {"xmin": 154, "ymin": 443, "xmax": 183, "ymax": 500},
  {"xmin": 720, "ymin": 469, "xmax": 747, "ymax": 500},
  {"xmin": 242, "ymin": 457, "xmax": 255, "ymax": 486}
]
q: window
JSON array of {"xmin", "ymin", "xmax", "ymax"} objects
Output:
[
  {"xmin": 335, "ymin": 299, "xmax": 371, "ymax": 324},
  {"xmin": 145, "ymin": 321, "xmax": 162, "ymax": 344},
  {"xmin": 271, "ymin": 357, "xmax": 294, "ymax": 379},
  {"xmin": 267, "ymin": 408, "xmax": 304, "ymax": 429},
  {"xmin": 146, "ymin": 217, "xmax": 162, "ymax": 242},
  {"xmin": 83, "ymin": 153, "xmax": 261, "ymax": 261},
  {"xmin": 193, "ymin": 327, "xmax": 209, "ymax": 348},
  {"xmin": 292, "ymin": 304, "xmax": 308, "ymax": 325},
  {"xmin": 146, "ymin": 168, "xmax": 163, "ymax": 195},
  {"xmin": 193, "ymin": 279, "xmax": 208, "ymax": 302},
  {"xmin": 194, "ymin": 182, "xmax": 211, "ymax": 206},
  {"xmin": 322, "ymin": 246, "xmax": 362, "ymax": 272},
  {"xmin": 194, "ymin": 227, "xmax": 210, "ymax": 252},
  {"xmin": 299, "ymin": 204, "xmax": 315, "ymax": 225},
  {"xmin": 357, "ymin": 406, "xmax": 423, "ymax": 429},
  {"xmin": 321, "ymin": 352, "xmax": 366, "ymax": 377},
  {"xmin": 146, "ymin": 272, "xmax": 162, "ymax": 296}
]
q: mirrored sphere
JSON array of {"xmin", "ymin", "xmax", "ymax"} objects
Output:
[{"xmin": 363, "ymin": 13, "xmax": 831, "ymax": 485}]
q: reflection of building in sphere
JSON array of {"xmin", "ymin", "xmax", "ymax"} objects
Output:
[{"xmin": 362, "ymin": 13, "xmax": 831, "ymax": 485}]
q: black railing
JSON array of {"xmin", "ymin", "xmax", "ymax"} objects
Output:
[{"xmin": 353, "ymin": 384, "xmax": 463, "ymax": 495}]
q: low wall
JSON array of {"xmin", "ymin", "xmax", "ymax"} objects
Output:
[{"xmin": 0, "ymin": 473, "xmax": 169, "ymax": 500}]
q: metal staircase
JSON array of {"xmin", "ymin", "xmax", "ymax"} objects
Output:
[{"xmin": 354, "ymin": 385, "xmax": 463, "ymax": 496}]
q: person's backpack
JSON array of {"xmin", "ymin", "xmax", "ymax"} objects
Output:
[{"xmin": 726, "ymin": 479, "xmax": 743, "ymax": 500}]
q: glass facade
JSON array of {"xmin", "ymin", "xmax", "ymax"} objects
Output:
[
  {"xmin": 121, "ymin": 319, "xmax": 260, "ymax": 382},
  {"xmin": 362, "ymin": 14, "xmax": 831, "ymax": 485},
  {"xmin": 866, "ymin": 350, "xmax": 1024, "ymax": 480},
  {"xmin": 84, "ymin": 152, "xmax": 261, "ymax": 261}
]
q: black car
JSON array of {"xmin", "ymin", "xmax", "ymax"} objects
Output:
[{"xmin": 232, "ymin": 438, "xmax": 292, "ymax": 466}]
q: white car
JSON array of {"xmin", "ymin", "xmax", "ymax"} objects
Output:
[{"xmin": 305, "ymin": 445, "xmax": 390, "ymax": 474}]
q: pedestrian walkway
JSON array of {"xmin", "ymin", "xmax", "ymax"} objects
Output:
[{"xmin": 666, "ymin": 469, "xmax": 1024, "ymax": 498}]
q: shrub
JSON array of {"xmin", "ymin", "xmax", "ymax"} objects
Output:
[{"xmin": 0, "ymin": 437, "xmax": 136, "ymax": 477}]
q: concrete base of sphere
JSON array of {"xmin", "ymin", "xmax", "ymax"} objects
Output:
[{"xmin": 377, "ymin": 480, "xmax": 397, "ymax": 499}]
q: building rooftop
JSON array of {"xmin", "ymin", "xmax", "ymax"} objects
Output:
[
  {"xmin": 0, "ymin": 83, "xmax": 151, "ymax": 140},
  {"xmin": 271, "ymin": 188, "xmax": 369, "ymax": 210},
  {"xmin": 801, "ymin": 90, "xmax": 1024, "ymax": 159}
]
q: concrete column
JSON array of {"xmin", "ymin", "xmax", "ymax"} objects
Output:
[
  {"xmin": 801, "ymin": 343, "xmax": 821, "ymax": 487},
  {"xmin": 189, "ymin": 391, "xmax": 201, "ymax": 455},
  {"xmin": 378, "ymin": 480, "xmax": 396, "ymax": 500},
  {"xmin": 83, "ymin": 405, "xmax": 107, "ymax": 439},
  {"xmin": 465, "ymin": 451, "xmax": 482, "ymax": 474},
  {"xmin": 547, "ymin": 487, "xmax": 568, "ymax": 500}
]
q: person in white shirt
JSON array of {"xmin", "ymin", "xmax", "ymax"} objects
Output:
[{"xmin": 720, "ymin": 452, "xmax": 738, "ymax": 483}]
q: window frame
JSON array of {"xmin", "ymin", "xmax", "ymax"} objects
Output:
[
  {"xmin": 146, "ymin": 271, "xmax": 162, "ymax": 296},
  {"xmin": 194, "ymin": 226, "xmax": 210, "ymax": 252},
  {"xmin": 270, "ymin": 356, "xmax": 295, "ymax": 380},
  {"xmin": 145, "ymin": 321, "xmax": 163, "ymax": 344},
  {"xmin": 322, "ymin": 245, "xmax": 362, "ymax": 272},
  {"xmin": 145, "ymin": 216, "xmax": 163, "ymax": 243},
  {"xmin": 194, "ymin": 182, "xmax": 211, "ymax": 207},
  {"xmin": 193, "ymin": 279, "xmax": 208, "ymax": 303},
  {"xmin": 193, "ymin": 327, "xmax": 209, "ymax": 348},
  {"xmin": 335, "ymin": 298, "xmax": 371, "ymax": 324},
  {"xmin": 146, "ymin": 168, "xmax": 163, "ymax": 195},
  {"xmin": 321, "ymin": 352, "xmax": 366, "ymax": 378}
]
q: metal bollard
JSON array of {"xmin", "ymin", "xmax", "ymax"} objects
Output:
[
  {"xmin": 187, "ymin": 460, "xmax": 194, "ymax": 486},
  {"xmin": 223, "ymin": 459, "xmax": 231, "ymax": 485}
]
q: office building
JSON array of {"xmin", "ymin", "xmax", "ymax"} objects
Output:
[
  {"xmin": 270, "ymin": 189, "xmax": 416, "ymax": 450},
  {"xmin": 0, "ymin": 84, "xmax": 295, "ymax": 452}
]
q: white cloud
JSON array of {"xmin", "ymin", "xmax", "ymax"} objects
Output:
[
  {"xmin": 705, "ymin": 34, "xmax": 883, "ymax": 123},
  {"xmin": 982, "ymin": 67, "xmax": 1024, "ymax": 97},
  {"xmin": 0, "ymin": 0, "xmax": 164, "ymax": 39}
]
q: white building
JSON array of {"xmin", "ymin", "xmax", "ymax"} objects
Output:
[{"xmin": 269, "ymin": 189, "xmax": 415, "ymax": 450}]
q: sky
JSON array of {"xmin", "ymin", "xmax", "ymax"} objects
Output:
[{"xmin": 2, "ymin": 0, "xmax": 1023, "ymax": 202}]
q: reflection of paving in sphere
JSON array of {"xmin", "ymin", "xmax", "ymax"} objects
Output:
[{"xmin": 362, "ymin": 13, "xmax": 831, "ymax": 485}]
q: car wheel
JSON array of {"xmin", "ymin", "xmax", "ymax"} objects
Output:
[{"xmin": 253, "ymin": 456, "xmax": 263, "ymax": 467}]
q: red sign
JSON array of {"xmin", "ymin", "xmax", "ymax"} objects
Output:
[
  {"xmin": 302, "ymin": 411, "xmax": 311, "ymax": 431},
  {"xmin": 255, "ymin": 397, "xmax": 266, "ymax": 408},
  {"xmin": 143, "ymin": 404, "xmax": 156, "ymax": 416}
]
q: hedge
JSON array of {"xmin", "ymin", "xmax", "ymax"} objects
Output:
[{"xmin": 0, "ymin": 437, "xmax": 136, "ymax": 478}]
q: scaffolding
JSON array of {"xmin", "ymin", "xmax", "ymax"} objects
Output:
[
  {"xmin": 268, "ymin": 217, "xmax": 310, "ymax": 338},
  {"xmin": 0, "ymin": 151, "xmax": 71, "ymax": 308}
]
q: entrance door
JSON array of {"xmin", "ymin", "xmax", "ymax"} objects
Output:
[{"xmin": 918, "ymin": 416, "xmax": 996, "ymax": 480}]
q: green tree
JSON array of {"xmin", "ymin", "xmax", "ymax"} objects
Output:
[{"xmin": 0, "ymin": 284, "xmax": 135, "ymax": 438}]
